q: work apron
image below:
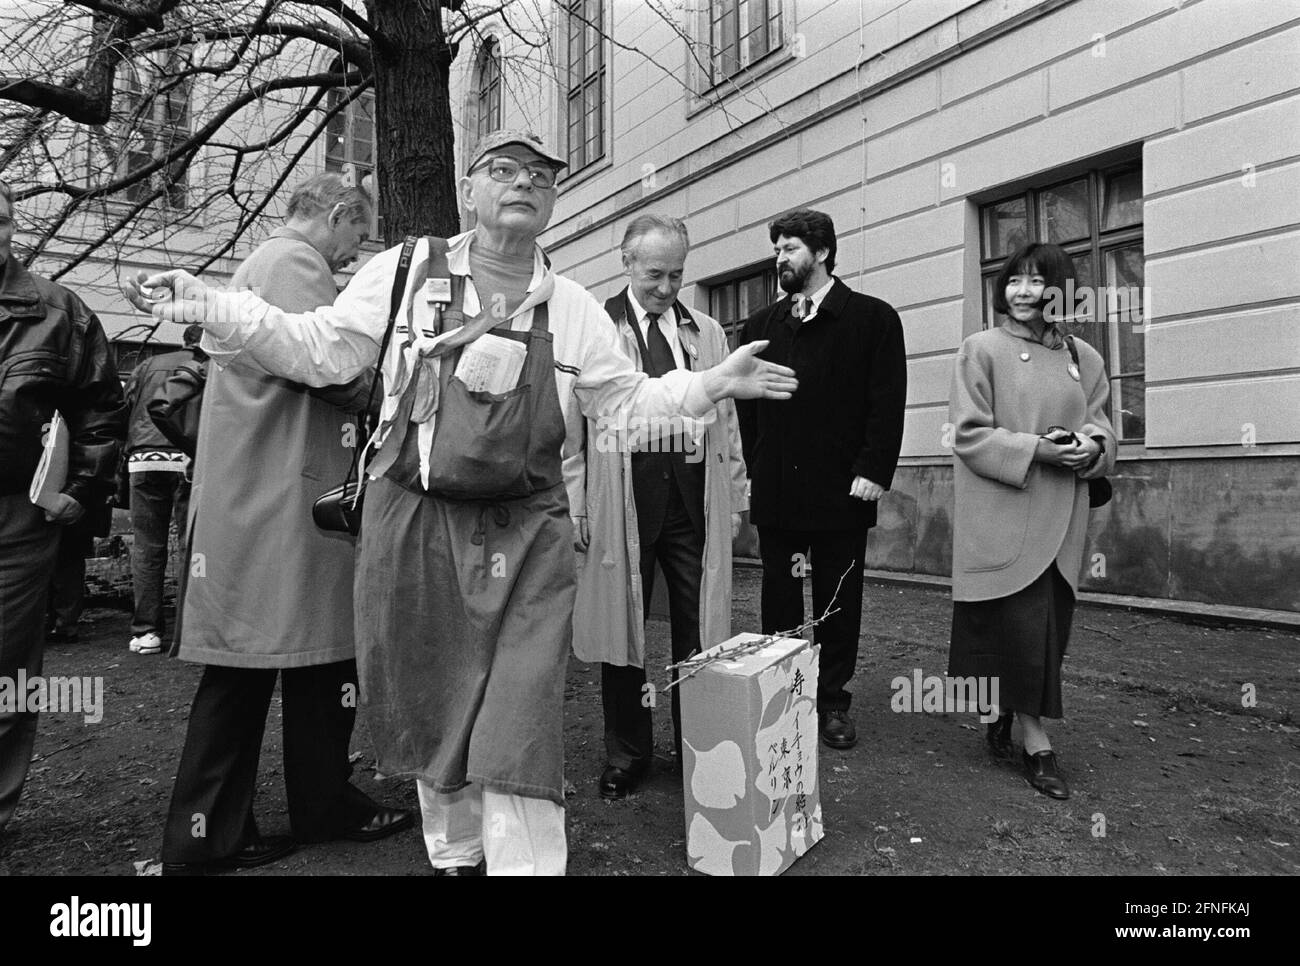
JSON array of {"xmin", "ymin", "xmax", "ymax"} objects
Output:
[{"xmin": 354, "ymin": 307, "xmax": 574, "ymax": 804}]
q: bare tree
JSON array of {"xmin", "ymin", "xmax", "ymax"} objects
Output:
[
  {"xmin": 0, "ymin": 0, "xmax": 779, "ymax": 299},
  {"xmin": 0, "ymin": 0, "xmax": 505, "ymax": 287}
]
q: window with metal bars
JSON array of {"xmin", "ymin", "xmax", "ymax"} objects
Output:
[{"xmin": 979, "ymin": 163, "xmax": 1146, "ymax": 441}]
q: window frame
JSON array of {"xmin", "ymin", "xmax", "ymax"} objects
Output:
[
  {"xmin": 978, "ymin": 161, "xmax": 1146, "ymax": 442},
  {"xmin": 323, "ymin": 86, "xmax": 383, "ymax": 243},
  {"xmin": 684, "ymin": 0, "xmax": 794, "ymax": 115},
  {"xmin": 706, "ymin": 261, "xmax": 780, "ymax": 349},
  {"xmin": 706, "ymin": 0, "xmax": 785, "ymax": 90},
  {"xmin": 99, "ymin": 51, "xmax": 194, "ymax": 211},
  {"xmin": 475, "ymin": 36, "xmax": 503, "ymax": 142},
  {"xmin": 563, "ymin": 0, "xmax": 606, "ymax": 175}
]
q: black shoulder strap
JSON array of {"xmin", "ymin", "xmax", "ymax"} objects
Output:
[
  {"xmin": 345, "ymin": 235, "xmax": 417, "ymax": 487},
  {"xmin": 368, "ymin": 235, "xmax": 418, "ymax": 405}
]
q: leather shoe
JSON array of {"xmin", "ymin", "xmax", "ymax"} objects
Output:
[
  {"xmin": 819, "ymin": 710, "xmax": 857, "ymax": 750},
  {"xmin": 214, "ymin": 834, "xmax": 298, "ymax": 869},
  {"xmin": 343, "ymin": 806, "xmax": 415, "ymax": 843},
  {"xmin": 161, "ymin": 861, "xmax": 207, "ymax": 876},
  {"xmin": 1023, "ymin": 750, "xmax": 1070, "ymax": 800},
  {"xmin": 986, "ymin": 712, "xmax": 1014, "ymax": 759},
  {"xmin": 433, "ymin": 861, "xmax": 485, "ymax": 876},
  {"xmin": 163, "ymin": 834, "xmax": 298, "ymax": 875},
  {"xmin": 599, "ymin": 764, "xmax": 644, "ymax": 800}
]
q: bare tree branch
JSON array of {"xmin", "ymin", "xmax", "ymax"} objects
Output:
[
  {"xmin": 295, "ymin": 0, "xmax": 381, "ymax": 42},
  {"xmin": 0, "ymin": 6, "xmax": 155, "ymax": 124},
  {"xmin": 66, "ymin": 0, "xmax": 182, "ymax": 32},
  {"xmin": 195, "ymin": 80, "xmax": 364, "ymax": 275},
  {"xmin": 132, "ymin": 20, "xmax": 370, "ymax": 71},
  {"xmin": 14, "ymin": 68, "xmax": 358, "ymax": 204},
  {"xmin": 3, "ymin": 0, "xmax": 796, "ymax": 330}
]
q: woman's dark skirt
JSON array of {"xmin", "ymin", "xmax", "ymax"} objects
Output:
[{"xmin": 948, "ymin": 564, "xmax": 1075, "ymax": 719}]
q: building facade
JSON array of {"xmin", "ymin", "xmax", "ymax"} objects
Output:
[{"xmin": 456, "ymin": 0, "xmax": 1300, "ymax": 613}]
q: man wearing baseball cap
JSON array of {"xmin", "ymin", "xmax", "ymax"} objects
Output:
[{"xmin": 127, "ymin": 130, "xmax": 799, "ymax": 875}]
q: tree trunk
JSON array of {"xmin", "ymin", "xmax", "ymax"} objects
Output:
[{"xmin": 365, "ymin": 0, "xmax": 460, "ymax": 240}]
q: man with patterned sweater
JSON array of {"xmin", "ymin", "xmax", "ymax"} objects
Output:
[{"xmin": 122, "ymin": 324, "xmax": 203, "ymax": 655}]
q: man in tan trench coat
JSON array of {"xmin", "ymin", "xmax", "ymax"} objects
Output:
[
  {"xmin": 158, "ymin": 174, "xmax": 412, "ymax": 875},
  {"xmin": 572, "ymin": 215, "xmax": 747, "ymax": 800}
]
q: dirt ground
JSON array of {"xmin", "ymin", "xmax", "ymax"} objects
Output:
[{"xmin": 2, "ymin": 568, "xmax": 1297, "ymax": 876}]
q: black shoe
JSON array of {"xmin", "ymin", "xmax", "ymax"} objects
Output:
[
  {"xmin": 343, "ymin": 807, "xmax": 415, "ymax": 843},
  {"xmin": 161, "ymin": 861, "xmax": 208, "ymax": 876},
  {"xmin": 986, "ymin": 713, "xmax": 1014, "ymax": 759},
  {"xmin": 165, "ymin": 834, "xmax": 298, "ymax": 875},
  {"xmin": 433, "ymin": 861, "xmax": 485, "ymax": 876},
  {"xmin": 1022, "ymin": 750, "xmax": 1070, "ymax": 800},
  {"xmin": 214, "ymin": 834, "xmax": 298, "ymax": 869},
  {"xmin": 46, "ymin": 629, "xmax": 80, "ymax": 644},
  {"xmin": 598, "ymin": 764, "xmax": 644, "ymax": 800},
  {"xmin": 819, "ymin": 710, "xmax": 857, "ymax": 750}
]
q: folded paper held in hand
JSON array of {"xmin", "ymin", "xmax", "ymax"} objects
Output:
[
  {"xmin": 680, "ymin": 633, "xmax": 823, "ymax": 875},
  {"xmin": 30, "ymin": 410, "xmax": 69, "ymax": 512},
  {"xmin": 454, "ymin": 332, "xmax": 527, "ymax": 394}
]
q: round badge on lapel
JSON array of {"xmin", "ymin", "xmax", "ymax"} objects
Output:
[{"xmin": 1019, "ymin": 351, "xmax": 1030, "ymax": 362}]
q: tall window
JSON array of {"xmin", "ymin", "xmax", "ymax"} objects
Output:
[
  {"xmin": 107, "ymin": 54, "xmax": 192, "ymax": 208},
  {"xmin": 709, "ymin": 265, "xmax": 779, "ymax": 349},
  {"xmin": 324, "ymin": 87, "xmax": 382, "ymax": 240},
  {"xmin": 476, "ymin": 37, "xmax": 502, "ymax": 141},
  {"xmin": 565, "ymin": 0, "xmax": 605, "ymax": 172},
  {"xmin": 708, "ymin": 0, "xmax": 783, "ymax": 87},
  {"xmin": 979, "ymin": 162, "xmax": 1146, "ymax": 441}
]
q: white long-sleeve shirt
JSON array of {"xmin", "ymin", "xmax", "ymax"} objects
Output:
[{"xmin": 199, "ymin": 231, "xmax": 716, "ymax": 509}]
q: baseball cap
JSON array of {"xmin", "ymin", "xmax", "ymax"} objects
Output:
[{"xmin": 467, "ymin": 129, "xmax": 567, "ymax": 174}]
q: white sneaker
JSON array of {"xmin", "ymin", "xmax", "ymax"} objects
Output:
[{"xmin": 128, "ymin": 632, "xmax": 163, "ymax": 655}]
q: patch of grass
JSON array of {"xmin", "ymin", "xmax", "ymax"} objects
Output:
[{"xmin": 1192, "ymin": 763, "xmax": 1300, "ymax": 837}]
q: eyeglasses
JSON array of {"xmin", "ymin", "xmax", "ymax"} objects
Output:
[{"xmin": 472, "ymin": 157, "xmax": 558, "ymax": 189}]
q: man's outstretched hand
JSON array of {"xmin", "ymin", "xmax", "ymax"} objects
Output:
[
  {"xmin": 703, "ymin": 341, "xmax": 797, "ymax": 401},
  {"xmin": 124, "ymin": 269, "xmax": 213, "ymax": 325}
]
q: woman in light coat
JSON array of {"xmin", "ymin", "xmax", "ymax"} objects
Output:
[{"xmin": 947, "ymin": 242, "xmax": 1116, "ymax": 800}]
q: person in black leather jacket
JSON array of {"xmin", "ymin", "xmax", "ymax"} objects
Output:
[
  {"xmin": 146, "ymin": 341, "xmax": 207, "ymax": 458},
  {"xmin": 0, "ymin": 179, "xmax": 126, "ymax": 835}
]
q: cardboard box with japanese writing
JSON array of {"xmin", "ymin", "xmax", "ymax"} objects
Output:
[{"xmin": 680, "ymin": 633, "xmax": 823, "ymax": 875}]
